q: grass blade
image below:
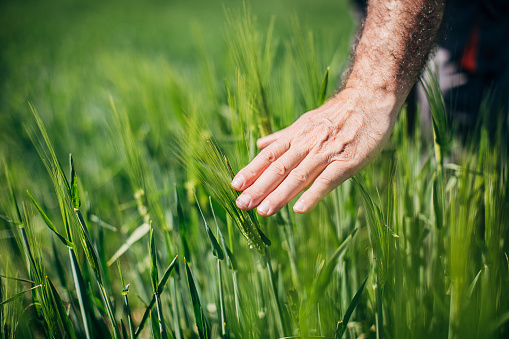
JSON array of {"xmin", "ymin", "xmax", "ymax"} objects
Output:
[
  {"xmin": 118, "ymin": 261, "xmax": 135, "ymax": 339},
  {"xmin": 0, "ymin": 284, "xmax": 41, "ymax": 306},
  {"xmin": 154, "ymin": 294, "xmax": 168, "ymax": 339},
  {"xmin": 76, "ymin": 206, "xmax": 119, "ymax": 338},
  {"xmin": 467, "ymin": 269, "xmax": 483, "ymax": 298},
  {"xmin": 69, "ymin": 154, "xmax": 81, "ymax": 209},
  {"xmin": 76, "ymin": 207, "xmax": 120, "ymax": 338},
  {"xmin": 27, "ymin": 190, "xmax": 73, "ymax": 248},
  {"xmin": 157, "ymin": 255, "xmax": 178, "ymax": 295},
  {"xmin": 265, "ymin": 248, "xmax": 287, "ymax": 337},
  {"xmin": 47, "ymin": 277, "xmax": 77, "ymax": 339},
  {"xmin": 193, "ymin": 191, "xmax": 224, "ymax": 260},
  {"xmin": 317, "ymin": 66, "xmax": 329, "ymax": 106},
  {"xmin": 312, "ymin": 228, "xmax": 358, "ymax": 302},
  {"xmin": 69, "ymin": 248, "xmax": 92, "ymax": 339},
  {"xmin": 75, "ymin": 209, "xmax": 102, "ymax": 284},
  {"xmin": 149, "ymin": 226, "xmax": 169, "ymax": 339},
  {"xmin": 3, "ymin": 159, "xmax": 22, "ymax": 224},
  {"xmin": 375, "ymin": 275, "xmax": 383, "ymax": 339},
  {"xmin": 0, "ymin": 265, "xmax": 3, "ymax": 335},
  {"xmin": 185, "ymin": 260, "xmax": 208, "ymax": 339},
  {"xmin": 134, "ymin": 297, "xmax": 156, "ymax": 338},
  {"xmin": 170, "ymin": 278, "xmax": 182, "ymax": 339},
  {"xmin": 107, "ymin": 222, "xmax": 150, "ymax": 266},
  {"xmin": 52, "ymin": 238, "xmax": 68, "ymax": 290},
  {"xmin": 217, "ymin": 259, "xmax": 227, "ymax": 337},
  {"xmin": 150, "ymin": 226, "xmax": 159, "ymax": 293},
  {"xmin": 335, "ymin": 277, "xmax": 368, "ymax": 338},
  {"xmin": 151, "ymin": 310, "xmax": 161, "ymax": 339},
  {"xmin": 209, "ymin": 197, "xmax": 228, "ymax": 337},
  {"xmin": 300, "ymin": 227, "xmax": 358, "ymax": 336},
  {"xmin": 0, "ymin": 275, "xmax": 36, "ymax": 284},
  {"xmin": 121, "ymin": 320, "xmax": 128, "ymax": 339},
  {"xmin": 134, "ymin": 256, "xmax": 177, "ymax": 338}
]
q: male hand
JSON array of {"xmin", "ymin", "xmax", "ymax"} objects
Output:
[
  {"xmin": 230, "ymin": 0, "xmax": 445, "ymax": 216},
  {"xmin": 231, "ymin": 88, "xmax": 397, "ymax": 216}
]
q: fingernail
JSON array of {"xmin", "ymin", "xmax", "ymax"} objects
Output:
[
  {"xmin": 231, "ymin": 175, "xmax": 244, "ymax": 190},
  {"xmin": 236, "ymin": 193, "xmax": 251, "ymax": 209},
  {"xmin": 257, "ymin": 200, "xmax": 270, "ymax": 215},
  {"xmin": 293, "ymin": 200, "xmax": 305, "ymax": 213}
]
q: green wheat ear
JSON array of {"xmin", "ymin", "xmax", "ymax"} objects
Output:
[{"xmin": 178, "ymin": 132, "xmax": 270, "ymax": 254}]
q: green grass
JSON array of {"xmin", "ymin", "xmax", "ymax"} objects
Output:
[{"xmin": 1, "ymin": 0, "xmax": 508, "ymax": 338}]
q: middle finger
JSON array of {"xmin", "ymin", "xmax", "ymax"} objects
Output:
[{"xmin": 235, "ymin": 146, "xmax": 307, "ymax": 210}]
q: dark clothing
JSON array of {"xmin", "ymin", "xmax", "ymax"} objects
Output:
[
  {"xmin": 441, "ymin": 0, "xmax": 509, "ymax": 122},
  {"xmin": 353, "ymin": 0, "xmax": 509, "ymax": 125}
]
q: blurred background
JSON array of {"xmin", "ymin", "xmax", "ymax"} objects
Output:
[
  {"xmin": 0, "ymin": 1, "xmax": 358, "ymax": 337},
  {"xmin": 1, "ymin": 1, "xmax": 508, "ymax": 338},
  {"xmin": 0, "ymin": 0, "xmax": 355, "ymax": 205}
]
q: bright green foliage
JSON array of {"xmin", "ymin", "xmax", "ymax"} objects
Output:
[
  {"xmin": 194, "ymin": 191, "xmax": 224, "ymax": 260},
  {"xmin": 185, "ymin": 261, "xmax": 208, "ymax": 339},
  {"xmin": 180, "ymin": 137, "xmax": 270, "ymax": 254},
  {"xmin": 70, "ymin": 155, "xmax": 81, "ymax": 210},
  {"xmin": 69, "ymin": 248, "xmax": 93, "ymax": 339},
  {"xmin": 318, "ymin": 66, "xmax": 330, "ymax": 107},
  {"xmin": 150, "ymin": 227, "xmax": 159, "ymax": 293},
  {"xmin": 224, "ymin": 4, "xmax": 275, "ymax": 137},
  {"xmin": 27, "ymin": 191, "xmax": 73, "ymax": 248},
  {"xmin": 0, "ymin": 1, "xmax": 508, "ymax": 338},
  {"xmin": 335, "ymin": 277, "xmax": 368, "ymax": 338},
  {"xmin": 47, "ymin": 278, "xmax": 77, "ymax": 339},
  {"xmin": 0, "ymin": 284, "xmax": 42, "ymax": 307},
  {"xmin": 299, "ymin": 227, "xmax": 358, "ymax": 336}
]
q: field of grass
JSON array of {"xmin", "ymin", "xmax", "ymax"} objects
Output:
[{"xmin": 1, "ymin": 0, "xmax": 508, "ymax": 338}]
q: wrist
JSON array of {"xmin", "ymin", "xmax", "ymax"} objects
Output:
[
  {"xmin": 319, "ymin": 86, "xmax": 400, "ymax": 137},
  {"xmin": 331, "ymin": 84, "xmax": 400, "ymax": 117},
  {"xmin": 343, "ymin": 58, "xmax": 410, "ymax": 101},
  {"xmin": 341, "ymin": 67, "xmax": 410, "ymax": 121}
]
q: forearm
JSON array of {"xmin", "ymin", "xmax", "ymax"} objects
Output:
[
  {"xmin": 232, "ymin": 0, "xmax": 446, "ymax": 216},
  {"xmin": 345, "ymin": 0, "xmax": 445, "ymax": 118}
]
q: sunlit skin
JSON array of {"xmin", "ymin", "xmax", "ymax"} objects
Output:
[{"xmin": 231, "ymin": 0, "xmax": 445, "ymax": 216}]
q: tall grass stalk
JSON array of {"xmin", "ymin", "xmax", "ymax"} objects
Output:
[
  {"xmin": 209, "ymin": 198, "xmax": 228, "ymax": 337},
  {"xmin": 118, "ymin": 261, "xmax": 135, "ymax": 338},
  {"xmin": 1, "ymin": 4, "xmax": 508, "ymax": 338},
  {"xmin": 224, "ymin": 4, "xmax": 275, "ymax": 137},
  {"xmin": 264, "ymin": 248, "xmax": 287, "ymax": 337}
]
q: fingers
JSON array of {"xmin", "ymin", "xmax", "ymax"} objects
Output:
[
  {"xmin": 256, "ymin": 157, "xmax": 327, "ymax": 216},
  {"xmin": 231, "ymin": 140, "xmax": 289, "ymax": 191},
  {"xmin": 235, "ymin": 146, "xmax": 307, "ymax": 211},
  {"xmin": 257, "ymin": 128, "xmax": 288, "ymax": 149},
  {"xmin": 293, "ymin": 162, "xmax": 350, "ymax": 214}
]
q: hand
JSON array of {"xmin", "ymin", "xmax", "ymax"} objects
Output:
[
  {"xmin": 228, "ymin": 0, "xmax": 444, "ymax": 216},
  {"xmin": 231, "ymin": 88, "xmax": 398, "ymax": 216}
]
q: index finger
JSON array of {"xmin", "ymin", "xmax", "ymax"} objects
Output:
[
  {"xmin": 257, "ymin": 128, "xmax": 288, "ymax": 149},
  {"xmin": 231, "ymin": 140, "xmax": 290, "ymax": 191}
]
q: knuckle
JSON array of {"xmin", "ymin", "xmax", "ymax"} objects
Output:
[
  {"xmin": 288, "ymin": 167, "xmax": 308, "ymax": 185},
  {"xmin": 316, "ymin": 174, "xmax": 335, "ymax": 187},
  {"xmin": 328, "ymin": 142, "xmax": 356, "ymax": 163},
  {"xmin": 268, "ymin": 161, "xmax": 287, "ymax": 177},
  {"xmin": 341, "ymin": 148, "xmax": 356, "ymax": 162},
  {"xmin": 242, "ymin": 166, "xmax": 257, "ymax": 180},
  {"xmin": 261, "ymin": 147, "xmax": 278, "ymax": 163},
  {"xmin": 338, "ymin": 145, "xmax": 356, "ymax": 162},
  {"xmin": 311, "ymin": 149, "xmax": 332, "ymax": 164},
  {"xmin": 323, "ymin": 153, "xmax": 336, "ymax": 165},
  {"xmin": 289, "ymin": 143, "xmax": 308, "ymax": 158},
  {"xmin": 248, "ymin": 185, "xmax": 266, "ymax": 200}
]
